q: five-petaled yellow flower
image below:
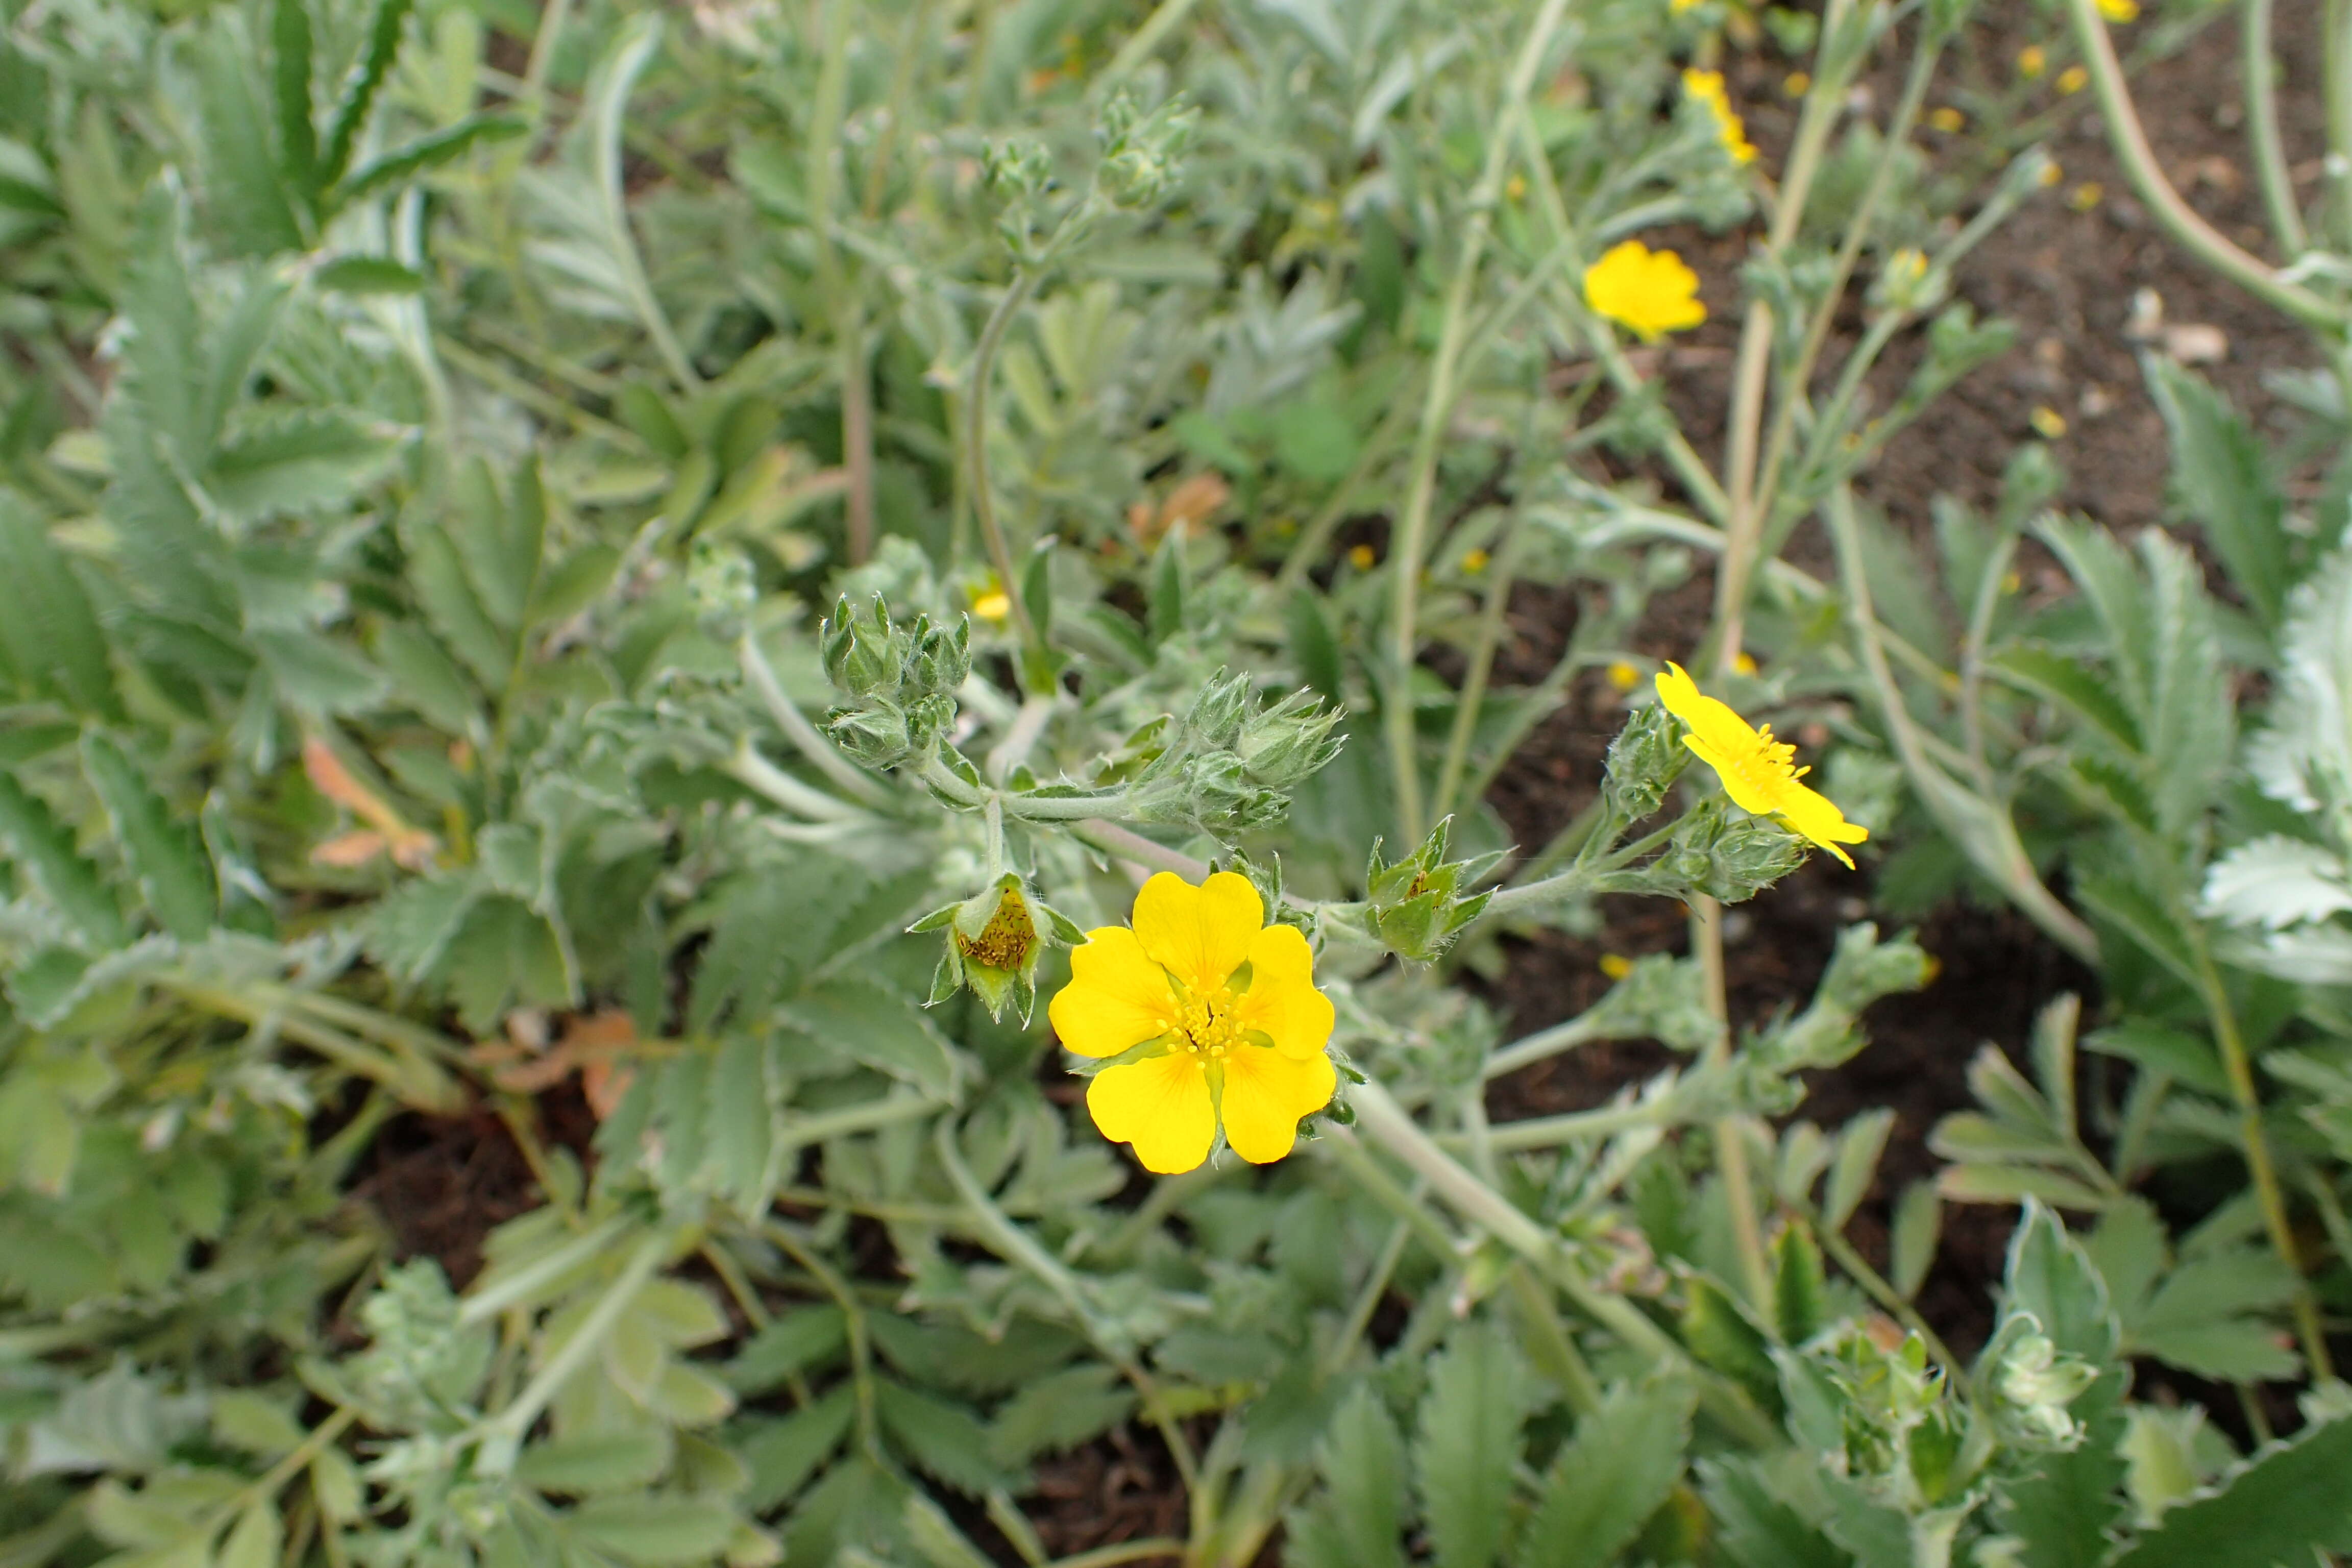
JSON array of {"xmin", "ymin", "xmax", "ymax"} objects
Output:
[
  {"xmin": 1655, "ymin": 663, "xmax": 1869, "ymax": 867},
  {"xmin": 1050, "ymin": 872, "xmax": 1336, "ymax": 1174},
  {"xmin": 1682, "ymin": 70, "xmax": 1756, "ymax": 164},
  {"xmin": 1583, "ymin": 241, "xmax": 1707, "ymax": 340}
]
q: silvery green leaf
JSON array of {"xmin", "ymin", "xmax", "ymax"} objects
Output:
[{"xmin": 2200, "ymin": 836, "xmax": 2352, "ymax": 928}]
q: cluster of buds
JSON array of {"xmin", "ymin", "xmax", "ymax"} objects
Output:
[
  {"xmin": 1363, "ymin": 817, "xmax": 1502, "ymax": 962},
  {"xmin": 818, "ymin": 595, "xmax": 971, "ymax": 769},
  {"xmin": 1613, "ymin": 799, "xmax": 1808, "ymax": 904},
  {"xmin": 1120, "ymin": 675, "xmax": 1343, "ymax": 834},
  {"xmin": 1790, "ymin": 1321, "xmax": 1977, "ymax": 1513},
  {"xmin": 910, "ymin": 873, "xmax": 1084, "ymax": 1023},
  {"xmin": 1978, "ymin": 1312, "xmax": 2099, "ymax": 1453},
  {"xmin": 1095, "ymin": 91, "xmax": 1198, "ymax": 209}
]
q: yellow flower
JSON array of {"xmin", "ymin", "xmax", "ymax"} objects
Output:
[
  {"xmin": 1928, "ymin": 106, "xmax": 1965, "ymax": 133},
  {"xmin": 2069, "ymin": 181, "xmax": 2103, "ymax": 211},
  {"xmin": 1462, "ymin": 548, "xmax": 1491, "ymax": 574},
  {"xmin": 1732, "ymin": 650, "xmax": 1759, "ymax": 676},
  {"xmin": 1682, "ymin": 70, "xmax": 1756, "ymax": 164},
  {"xmin": 2030, "ymin": 405, "xmax": 2068, "ymax": 438},
  {"xmin": 1049, "ymin": 872, "xmax": 1337, "ymax": 1175},
  {"xmin": 1654, "ymin": 663, "xmax": 1868, "ymax": 867},
  {"xmin": 972, "ymin": 587, "xmax": 1012, "ymax": 622},
  {"xmin": 1671, "ymin": 0, "xmax": 1704, "ymax": 13},
  {"xmin": 1607, "ymin": 660, "xmax": 1641, "ymax": 692},
  {"xmin": 1599, "ymin": 952, "xmax": 1633, "ymax": 981},
  {"xmin": 2018, "ymin": 44, "xmax": 2047, "ymax": 78},
  {"xmin": 2038, "ymin": 157, "xmax": 2065, "ymax": 186},
  {"xmin": 2056, "ymin": 65, "xmax": 2088, "ymax": 94},
  {"xmin": 1783, "ymin": 71, "xmax": 1810, "ymax": 97},
  {"xmin": 2096, "ymin": 0, "xmax": 2138, "ymax": 20},
  {"xmin": 1348, "ymin": 543, "xmax": 1377, "ymax": 570},
  {"xmin": 1583, "ymin": 241, "xmax": 1707, "ymax": 340}
]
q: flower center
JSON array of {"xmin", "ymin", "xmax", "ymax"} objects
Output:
[
  {"xmin": 1156, "ymin": 984, "xmax": 1242, "ymax": 1060},
  {"xmin": 1727, "ymin": 724, "xmax": 1801, "ymax": 795}
]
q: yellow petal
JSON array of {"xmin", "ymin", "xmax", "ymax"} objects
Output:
[
  {"xmin": 1683, "ymin": 734, "xmax": 1785, "ymax": 821},
  {"xmin": 1048, "ymin": 927, "xmax": 1173, "ymax": 1058},
  {"xmin": 1774, "ymin": 784, "xmax": 1870, "ymax": 869},
  {"xmin": 1088, "ymin": 1053, "xmax": 1216, "ymax": 1174},
  {"xmin": 1231, "ymin": 923, "xmax": 1334, "ymax": 1060},
  {"xmin": 1216, "ymin": 1044, "xmax": 1336, "ymax": 1165},
  {"xmin": 1131, "ymin": 870, "xmax": 1261, "ymax": 994},
  {"xmin": 1655, "ymin": 663, "xmax": 1761, "ymax": 757}
]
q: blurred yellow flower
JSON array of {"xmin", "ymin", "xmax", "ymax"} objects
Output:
[
  {"xmin": 1732, "ymin": 650, "xmax": 1759, "ymax": 675},
  {"xmin": 2057, "ymin": 65, "xmax": 2088, "ymax": 93},
  {"xmin": 972, "ymin": 588, "xmax": 1012, "ymax": 622},
  {"xmin": 1599, "ymin": 953, "xmax": 1633, "ymax": 981},
  {"xmin": 1671, "ymin": 0, "xmax": 1704, "ymax": 13},
  {"xmin": 2070, "ymin": 181, "xmax": 2103, "ymax": 211},
  {"xmin": 1682, "ymin": 69, "xmax": 1757, "ymax": 164},
  {"xmin": 1655, "ymin": 663, "xmax": 1868, "ymax": 867},
  {"xmin": 1584, "ymin": 241, "xmax": 1707, "ymax": 340},
  {"xmin": 1928, "ymin": 106, "xmax": 1965, "ymax": 132},
  {"xmin": 1050, "ymin": 872, "xmax": 1336, "ymax": 1174},
  {"xmin": 2097, "ymin": 0, "xmax": 2138, "ymax": 20},
  {"xmin": 2018, "ymin": 44, "xmax": 2047, "ymax": 78},
  {"xmin": 2039, "ymin": 158, "xmax": 2065, "ymax": 186},
  {"xmin": 2030, "ymin": 406, "xmax": 2068, "ymax": 438},
  {"xmin": 1607, "ymin": 660, "xmax": 1641, "ymax": 691},
  {"xmin": 1348, "ymin": 543, "xmax": 1377, "ymax": 570},
  {"xmin": 1784, "ymin": 71, "xmax": 1810, "ymax": 97},
  {"xmin": 1462, "ymin": 548, "xmax": 1491, "ymax": 574}
]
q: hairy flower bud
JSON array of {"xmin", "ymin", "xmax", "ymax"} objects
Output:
[{"xmin": 1601, "ymin": 702, "xmax": 1691, "ymax": 821}]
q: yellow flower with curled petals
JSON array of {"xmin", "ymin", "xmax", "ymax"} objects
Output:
[
  {"xmin": 1682, "ymin": 70, "xmax": 1756, "ymax": 164},
  {"xmin": 1583, "ymin": 241, "xmax": 1707, "ymax": 341},
  {"xmin": 1654, "ymin": 663, "xmax": 1868, "ymax": 867},
  {"xmin": 1049, "ymin": 872, "xmax": 1336, "ymax": 1174}
]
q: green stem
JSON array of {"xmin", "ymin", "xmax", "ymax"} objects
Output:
[
  {"xmin": 1072, "ymin": 819, "xmax": 1213, "ymax": 879},
  {"xmin": 477, "ymin": 1228, "xmax": 676, "ymax": 1463},
  {"xmin": 2064, "ymin": 0, "xmax": 2343, "ymax": 329},
  {"xmin": 1698, "ymin": 899, "xmax": 1776, "ymax": 1315},
  {"xmin": 2188, "ymin": 936, "xmax": 2334, "ymax": 1379},
  {"xmin": 967, "ymin": 270, "xmax": 1044, "ymax": 652},
  {"xmin": 1713, "ymin": 0, "xmax": 1860, "ymax": 676},
  {"xmin": 1749, "ymin": 33, "xmax": 1942, "ymax": 538},
  {"xmin": 1506, "ymin": 1264, "xmax": 1604, "ymax": 1416},
  {"xmin": 2244, "ymin": 0, "xmax": 2307, "ymax": 256},
  {"xmin": 740, "ymin": 634, "xmax": 891, "ymax": 804},
  {"xmin": 593, "ymin": 19, "xmax": 701, "ymax": 390},
  {"xmin": 1383, "ymin": 0, "xmax": 1575, "ymax": 845},
  {"xmin": 2328, "ymin": 0, "xmax": 2352, "ymax": 249},
  {"xmin": 766, "ymin": 1220, "xmax": 884, "ymax": 1456},
  {"xmin": 1048, "ymin": 1541, "xmax": 1184, "ymax": 1568},
  {"xmin": 1430, "ymin": 518, "xmax": 1526, "ymax": 825}
]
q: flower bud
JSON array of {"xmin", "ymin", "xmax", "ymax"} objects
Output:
[
  {"xmin": 821, "ymin": 595, "xmax": 905, "ymax": 699},
  {"xmin": 1235, "ymin": 688, "xmax": 1344, "ymax": 788},
  {"xmin": 913, "ymin": 874, "xmax": 1084, "ymax": 1023},
  {"xmin": 827, "ymin": 701, "xmax": 913, "ymax": 769},
  {"xmin": 909, "ymin": 616, "xmax": 972, "ymax": 697},
  {"xmin": 1364, "ymin": 817, "xmax": 1501, "ymax": 961},
  {"xmin": 1601, "ymin": 702, "xmax": 1691, "ymax": 820}
]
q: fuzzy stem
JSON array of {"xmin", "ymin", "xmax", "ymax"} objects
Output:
[
  {"xmin": 1383, "ymin": 0, "xmax": 1575, "ymax": 846},
  {"xmin": 2064, "ymin": 0, "xmax": 2342, "ymax": 329},
  {"xmin": 2244, "ymin": 0, "xmax": 2308, "ymax": 256},
  {"xmin": 967, "ymin": 270, "xmax": 1044, "ymax": 650},
  {"xmin": 2190, "ymin": 936, "xmax": 2335, "ymax": 1379}
]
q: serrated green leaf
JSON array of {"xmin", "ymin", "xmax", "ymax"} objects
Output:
[
  {"xmin": 566, "ymin": 1495, "xmax": 738, "ymax": 1567},
  {"xmin": 82, "ymin": 731, "xmax": 217, "ymax": 940},
  {"xmin": 519, "ymin": 1427, "xmax": 676, "ymax": 1496},
  {"xmin": 208, "ymin": 409, "xmax": 401, "ymax": 517},
  {"xmin": 875, "ymin": 1379, "xmax": 1012, "ymax": 1496},
  {"xmin": 1680, "ymin": 1277, "xmax": 1781, "ymax": 1416},
  {"xmin": 0, "ymin": 773, "xmax": 125, "ymax": 947},
  {"xmin": 191, "ymin": 20, "xmax": 304, "ymax": 256},
  {"xmin": 2145, "ymin": 357, "xmax": 2288, "ymax": 631},
  {"xmin": 1772, "ymin": 1221, "xmax": 1827, "ymax": 1344},
  {"xmin": 1700, "ymin": 1457, "xmax": 1854, "ymax": 1568},
  {"xmin": 0, "ymin": 496, "xmax": 124, "ymax": 720},
  {"xmin": 734, "ymin": 1388, "xmax": 854, "ymax": 1512},
  {"xmin": 2109, "ymin": 1415, "xmax": 2352, "ymax": 1568},
  {"xmin": 271, "ymin": 0, "xmax": 317, "ymax": 208},
  {"xmin": 331, "ymin": 113, "xmax": 525, "ymax": 208},
  {"xmin": 728, "ymin": 1307, "xmax": 847, "ymax": 1395},
  {"xmin": 1515, "ymin": 1377, "xmax": 1694, "ymax": 1568},
  {"xmin": 1414, "ymin": 1320, "xmax": 1529, "ymax": 1568},
  {"xmin": 321, "ymin": 0, "xmax": 416, "ymax": 187},
  {"xmin": 253, "ymin": 628, "xmax": 386, "ymax": 715},
  {"xmin": 1823, "ymin": 1108, "xmax": 1892, "ymax": 1232},
  {"xmin": 218, "ymin": 1503, "xmax": 280, "ymax": 1568},
  {"xmin": 1289, "ymin": 1383, "xmax": 1407, "ymax": 1568},
  {"xmin": 1991, "ymin": 645, "xmax": 2142, "ymax": 753},
  {"xmin": 979, "ymin": 1362, "xmax": 1134, "ymax": 1469},
  {"xmin": 785, "ymin": 981, "xmax": 959, "ymax": 1100}
]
